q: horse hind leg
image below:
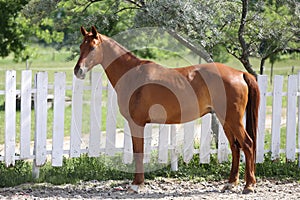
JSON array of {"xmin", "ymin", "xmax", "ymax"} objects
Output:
[
  {"xmin": 221, "ymin": 125, "xmax": 241, "ymax": 192},
  {"xmin": 229, "ymin": 123, "xmax": 256, "ymax": 194}
]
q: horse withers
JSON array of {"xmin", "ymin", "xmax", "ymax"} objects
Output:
[{"xmin": 74, "ymin": 26, "xmax": 260, "ymax": 194}]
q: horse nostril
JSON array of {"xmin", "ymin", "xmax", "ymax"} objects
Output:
[{"xmin": 78, "ymin": 68, "xmax": 83, "ymax": 75}]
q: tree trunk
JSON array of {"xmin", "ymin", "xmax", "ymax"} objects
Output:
[
  {"xmin": 260, "ymin": 57, "xmax": 266, "ymax": 75},
  {"xmin": 238, "ymin": 0, "xmax": 257, "ymax": 78},
  {"xmin": 270, "ymin": 63, "xmax": 274, "ymax": 84}
]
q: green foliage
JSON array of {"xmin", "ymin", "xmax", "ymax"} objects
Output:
[
  {"xmin": 256, "ymin": 153, "xmax": 300, "ymax": 180},
  {"xmin": 0, "ymin": 152, "xmax": 299, "ymax": 188},
  {"xmin": 0, "ymin": 0, "xmax": 30, "ymax": 59},
  {"xmin": 0, "ymin": 160, "xmax": 32, "ymax": 187}
]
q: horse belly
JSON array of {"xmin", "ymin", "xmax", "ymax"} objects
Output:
[{"xmin": 143, "ymin": 86, "xmax": 204, "ymax": 124}]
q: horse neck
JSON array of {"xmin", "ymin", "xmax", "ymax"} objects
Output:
[{"xmin": 101, "ymin": 36, "xmax": 142, "ymax": 87}]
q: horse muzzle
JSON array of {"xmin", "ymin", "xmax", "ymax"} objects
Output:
[{"xmin": 74, "ymin": 65, "xmax": 88, "ymax": 79}]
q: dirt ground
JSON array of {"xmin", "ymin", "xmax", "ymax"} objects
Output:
[{"xmin": 0, "ymin": 178, "xmax": 299, "ymax": 200}]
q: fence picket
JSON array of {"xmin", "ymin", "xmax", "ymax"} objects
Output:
[
  {"xmin": 183, "ymin": 121, "xmax": 194, "ymax": 163},
  {"xmin": 52, "ymin": 72, "xmax": 66, "ymax": 166},
  {"xmin": 286, "ymin": 75, "xmax": 297, "ymax": 161},
  {"xmin": 20, "ymin": 70, "xmax": 32, "ymax": 159},
  {"xmin": 158, "ymin": 124, "xmax": 170, "ymax": 163},
  {"xmin": 257, "ymin": 75, "xmax": 268, "ymax": 163},
  {"xmin": 89, "ymin": 72, "xmax": 102, "ymax": 157},
  {"xmin": 170, "ymin": 125, "xmax": 178, "ymax": 171},
  {"xmin": 5, "ymin": 70, "xmax": 16, "ymax": 166},
  {"xmin": 271, "ymin": 75, "xmax": 283, "ymax": 160},
  {"xmin": 218, "ymin": 122, "xmax": 229, "ymax": 163},
  {"xmin": 143, "ymin": 124, "xmax": 152, "ymax": 163},
  {"xmin": 123, "ymin": 121, "xmax": 133, "ymax": 164},
  {"xmin": 70, "ymin": 76, "xmax": 84, "ymax": 157},
  {"xmin": 200, "ymin": 114, "xmax": 212, "ymax": 163},
  {"xmin": 105, "ymin": 82, "xmax": 117, "ymax": 156},
  {"xmin": 34, "ymin": 72, "xmax": 48, "ymax": 166}
]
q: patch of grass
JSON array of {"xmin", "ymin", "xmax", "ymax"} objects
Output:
[
  {"xmin": 0, "ymin": 160, "xmax": 33, "ymax": 187},
  {"xmin": 0, "ymin": 153, "xmax": 299, "ymax": 188},
  {"xmin": 256, "ymin": 153, "xmax": 300, "ymax": 180}
]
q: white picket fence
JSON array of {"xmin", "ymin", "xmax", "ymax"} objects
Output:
[{"xmin": 0, "ymin": 70, "xmax": 300, "ymax": 171}]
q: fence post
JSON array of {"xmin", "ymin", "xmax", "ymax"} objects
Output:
[
  {"xmin": 271, "ymin": 75, "xmax": 283, "ymax": 160},
  {"xmin": 5, "ymin": 70, "xmax": 16, "ymax": 167},
  {"xmin": 257, "ymin": 75, "xmax": 268, "ymax": 163}
]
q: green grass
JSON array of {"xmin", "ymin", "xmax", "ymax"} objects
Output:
[{"xmin": 0, "ymin": 153, "xmax": 299, "ymax": 188}]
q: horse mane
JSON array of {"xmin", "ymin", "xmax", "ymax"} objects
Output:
[{"xmin": 103, "ymin": 35, "xmax": 140, "ymax": 60}]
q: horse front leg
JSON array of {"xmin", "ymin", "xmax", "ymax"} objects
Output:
[{"xmin": 128, "ymin": 123, "xmax": 145, "ymax": 193}]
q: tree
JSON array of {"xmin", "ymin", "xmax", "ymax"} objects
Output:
[
  {"xmin": 0, "ymin": 0, "xmax": 30, "ymax": 60},
  {"xmin": 257, "ymin": 0, "xmax": 300, "ymax": 75},
  {"xmin": 133, "ymin": 0, "xmax": 300, "ymax": 77},
  {"xmin": 5, "ymin": 0, "xmax": 300, "ymax": 70}
]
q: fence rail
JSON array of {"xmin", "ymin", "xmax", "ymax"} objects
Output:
[{"xmin": 0, "ymin": 70, "xmax": 299, "ymax": 171}]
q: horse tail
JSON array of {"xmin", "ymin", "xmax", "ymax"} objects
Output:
[{"xmin": 243, "ymin": 73, "xmax": 260, "ymax": 164}]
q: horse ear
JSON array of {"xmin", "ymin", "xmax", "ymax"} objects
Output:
[
  {"xmin": 80, "ymin": 26, "xmax": 88, "ymax": 36},
  {"xmin": 91, "ymin": 26, "xmax": 98, "ymax": 39},
  {"xmin": 91, "ymin": 26, "xmax": 103, "ymax": 42}
]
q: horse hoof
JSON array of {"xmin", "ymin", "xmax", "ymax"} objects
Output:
[
  {"xmin": 242, "ymin": 186, "xmax": 255, "ymax": 194},
  {"xmin": 221, "ymin": 183, "xmax": 236, "ymax": 192},
  {"xmin": 127, "ymin": 184, "xmax": 140, "ymax": 193}
]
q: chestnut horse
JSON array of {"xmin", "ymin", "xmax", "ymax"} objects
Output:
[{"xmin": 74, "ymin": 26, "xmax": 260, "ymax": 194}]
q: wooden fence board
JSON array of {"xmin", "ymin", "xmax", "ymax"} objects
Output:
[
  {"xmin": 5, "ymin": 70, "xmax": 16, "ymax": 166},
  {"xmin": 123, "ymin": 121, "xmax": 133, "ymax": 164},
  {"xmin": 143, "ymin": 124, "xmax": 152, "ymax": 163},
  {"xmin": 286, "ymin": 75, "xmax": 297, "ymax": 161},
  {"xmin": 183, "ymin": 121, "xmax": 195, "ymax": 163},
  {"xmin": 271, "ymin": 75, "xmax": 283, "ymax": 160},
  {"xmin": 105, "ymin": 82, "xmax": 117, "ymax": 156},
  {"xmin": 89, "ymin": 72, "xmax": 102, "ymax": 157},
  {"xmin": 170, "ymin": 125, "xmax": 178, "ymax": 171},
  {"xmin": 158, "ymin": 124, "xmax": 170, "ymax": 163},
  {"xmin": 52, "ymin": 72, "xmax": 66, "ymax": 166},
  {"xmin": 200, "ymin": 114, "xmax": 212, "ymax": 163},
  {"xmin": 218, "ymin": 122, "xmax": 229, "ymax": 163},
  {"xmin": 257, "ymin": 75, "xmax": 268, "ymax": 163},
  {"xmin": 34, "ymin": 72, "xmax": 48, "ymax": 166},
  {"xmin": 70, "ymin": 76, "xmax": 84, "ymax": 157}
]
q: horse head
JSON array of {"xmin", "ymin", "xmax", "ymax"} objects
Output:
[{"xmin": 74, "ymin": 26, "xmax": 103, "ymax": 79}]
